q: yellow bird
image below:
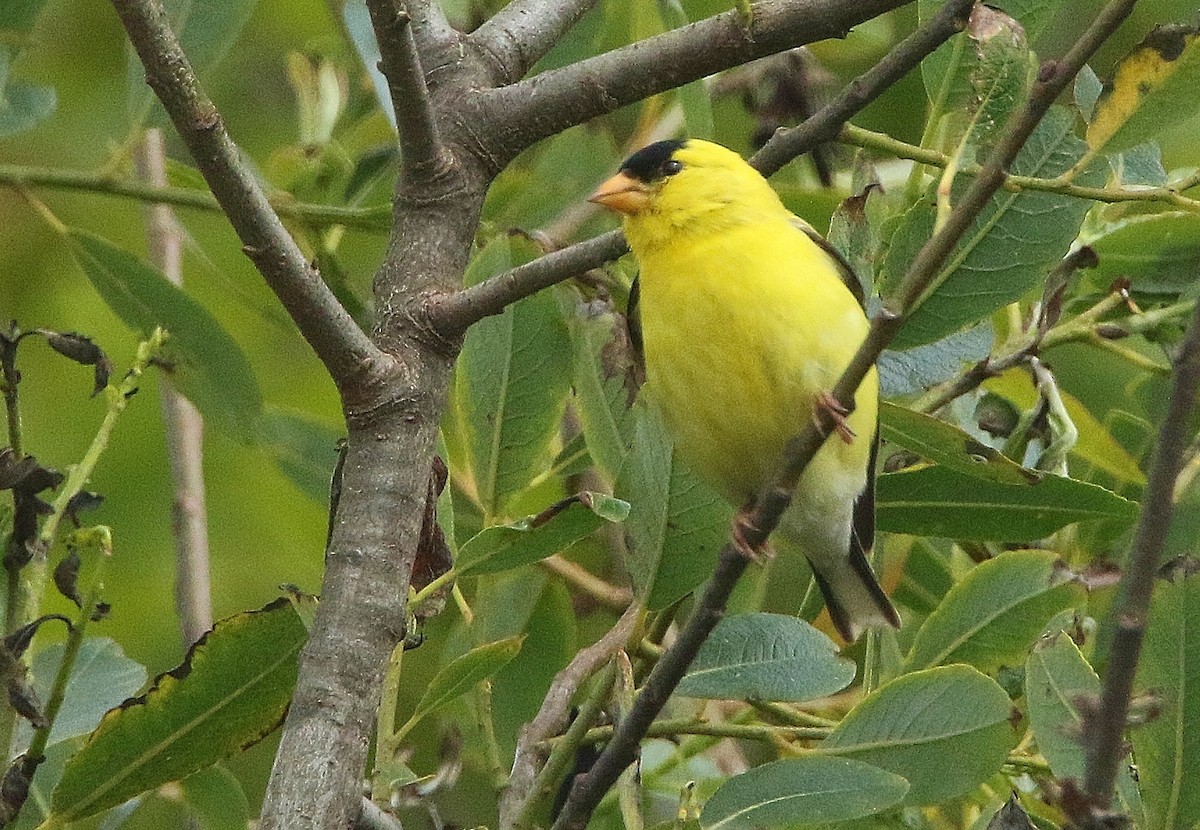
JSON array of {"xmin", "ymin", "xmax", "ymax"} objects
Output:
[{"xmin": 590, "ymin": 138, "xmax": 899, "ymax": 642}]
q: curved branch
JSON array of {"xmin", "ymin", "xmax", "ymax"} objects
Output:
[
  {"xmin": 109, "ymin": 0, "xmax": 379, "ymax": 390},
  {"xmin": 549, "ymin": 1, "xmax": 1137, "ymax": 826},
  {"xmin": 367, "ymin": 0, "xmax": 451, "ymax": 178},
  {"xmin": 433, "ymin": 0, "xmax": 968, "ymax": 338},
  {"xmin": 477, "ymin": 0, "xmax": 911, "ymax": 159},
  {"xmin": 469, "ymin": 0, "xmax": 601, "ymax": 85}
]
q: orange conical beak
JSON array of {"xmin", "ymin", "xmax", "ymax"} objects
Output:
[{"xmin": 588, "ymin": 172, "xmax": 651, "ymax": 214}]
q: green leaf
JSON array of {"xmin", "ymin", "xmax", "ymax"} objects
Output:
[
  {"xmin": 950, "ymin": 7, "xmax": 1034, "ymax": 159},
  {"xmin": 178, "ymin": 764, "xmax": 251, "ymax": 830},
  {"xmin": 896, "ymin": 541, "xmax": 955, "ymax": 620},
  {"xmin": 568, "ymin": 301, "xmax": 638, "ymax": 481},
  {"xmin": 877, "ymin": 324, "xmax": 994, "ymax": 397},
  {"xmin": 904, "ymin": 550, "xmax": 1085, "ymax": 672},
  {"xmin": 1087, "ymin": 24, "xmax": 1200, "ymax": 155},
  {"xmin": 49, "ymin": 596, "xmax": 312, "ymax": 823},
  {"xmin": 821, "ymin": 665, "xmax": 1017, "ymax": 804},
  {"xmin": 456, "ymin": 492, "xmax": 629, "ymax": 577},
  {"xmin": 66, "ymin": 229, "xmax": 264, "ymax": 441},
  {"xmin": 617, "ymin": 401, "xmax": 731, "ymax": 611},
  {"xmin": 876, "ymin": 465, "xmax": 1137, "ymax": 541},
  {"xmin": 880, "ymin": 402, "xmax": 1037, "ymax": 485},
  {"xmin": 986, "ymin": 369, "xmax": 1146, "ymax": 485},
  {"xmin": 918, "ymin": 0, "xmax": 1041, "ymax": 128},
  {"xmin": 677, "ymin": 613, "xmax": 855, "ymax": 702},
  {"xmin": 0, "ymin": 47, "xmax": 56, "ymax": 137},
  {"xmin": 0, "ymin": 0, "xmax": 51, "ymax": 33},
  {"xmin": 256, "ymin": 406, "xmax": 342, "ymax": 503},
  {"xmin": 126, "ymin": 0, "xmax": 260, "ymax": 128},
  {"xmin": 700, "ymin": 755, "xmax": 909, "ymax": 830},
  {"xmin": 828, "ymin": 184, "xmax": 884, "ymax": 296},
  {"xmin": 1112, "ymin": 142, "xmax": 1168, "ymax": 187},
  {"xmin": 1130, "ymin": 570, "xmax": 1200, "ymax": 830},
  {"xmin": 1025, "ymin": 633, "xmax": 1142, "ymax": 819},
  {"xmin": 885, "ymin": 107, "xmax": 1106, "ymax": 349},
  {"xmin": 1075, "ymin": 64, "xmax": 1103, "ymax": 120},
  {"xmin": 395, "ymin": 636, "xmax": 523, "ymax": 742},
  {"xmin": 1082, "ymin": 212, "xmax": 1200, "ymax": 296},
  {"xmin": 490, "ymin": 579, "xmax": 576, "ymax": 753},
  {"xmin": 456, "ymin": 235, "xmax": 572, "ymax": 520},
  {"xmin": 16, "ymin": 638, "xmax": 147, "ymax": 751}
]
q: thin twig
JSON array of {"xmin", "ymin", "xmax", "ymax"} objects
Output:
[
  {"xmin": 556, "ymin": 717, "xmax": 830, "ymax": 747},
  {"xmin": 109, "ymin": 0, "xmax": 380, "ymax": 390},
  {"xmin": 499, "ymin": 604, "xmax": 640, "ymax": 830},
  {"xmin": 841, "ymin": 123, "xmax": 1200, "ymax": 213},
  {"xmin": 433, "ymin": 0, "xmax": 971, "ymax": 338},
  {"xmin": 470, "ymin": 0, "xmax": 601, "ymax": 84},
  {"xmin": 17, "ymin": 331, "xmax": 167, "ymax": 639},
  {"xmin": 1080, "ymin": 298, "xmax": 1200, "ymax": 820},
  {"xmin": 136, "ymin": 129, "xmax": 213, "ymax": 648},
  {"xmin": 0, "ymin": 163, "xmax": 392, "ymax": 230},
  {"xmin": 539, "ymin": 554, "xmax": 632, "ymax": 611},
  {"xmin": 366, "ymin": 0, "xmax": 450, "ymax": 178},
  {"xmin": 549, "ymin": 2, "xmax": 1139, "ymax": 827}
]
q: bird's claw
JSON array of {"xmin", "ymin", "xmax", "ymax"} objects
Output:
[
  {"xmin": 732, "ymin": 506, "xmax": 775, "ymax": 563},
  {"xmin": 816, "ymin": 391, "xmax": 856, "ymax": 444}
]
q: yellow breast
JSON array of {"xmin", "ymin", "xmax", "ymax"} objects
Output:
[{"xmin": 634, "ymin": 217, "xmax": 877, "ymax": 507}]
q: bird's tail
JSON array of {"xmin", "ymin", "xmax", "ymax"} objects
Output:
[{"xmin": 809, "ymin": 538, "xmax": 900, "ymax": 644}]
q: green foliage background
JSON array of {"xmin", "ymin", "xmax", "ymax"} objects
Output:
[{"xmin": 3, "ymin": 0, "xmax": 1200, "ymax": 827}]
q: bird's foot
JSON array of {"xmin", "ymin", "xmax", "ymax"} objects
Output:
[
  {"xmin": 815, "ymin": 391, "xmax": 856, "ymax": 445},
  {"xmin": 731, "ymin": 506, "xmax": 775, "ymax": 563}
]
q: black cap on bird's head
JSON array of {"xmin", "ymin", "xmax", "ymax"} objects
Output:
[
  {"xmin": 618, "ymin": 139, "xmax": 687, "ymax": 183},
  {"xmin": 589, "ymin": 139, "xmax": 688, "ymax": 214}
]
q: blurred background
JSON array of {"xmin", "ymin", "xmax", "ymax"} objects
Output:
[{"xmin": 3, "ymin": 0, "xmax": 1199, "ymax": 821}]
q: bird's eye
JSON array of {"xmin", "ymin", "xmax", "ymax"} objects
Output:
[{"xmin": 662, "ymin": 159, "xmax": 683, "ymax": 176}]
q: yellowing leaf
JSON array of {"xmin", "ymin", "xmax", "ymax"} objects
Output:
[{"xmin": 1087, "ymin": 24, "xmax": 1200, "ymax": 154}]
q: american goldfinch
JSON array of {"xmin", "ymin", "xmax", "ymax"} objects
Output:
[{"xmin": 589, "ymin": 138, "xmax": 899, "ymax": 642}]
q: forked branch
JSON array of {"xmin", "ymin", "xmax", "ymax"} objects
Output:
[{"xmin": 110, "ymin": 0, "xmax": 379, "ymax": 389}]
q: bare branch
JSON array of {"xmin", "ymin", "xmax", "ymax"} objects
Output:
[
  {"xmin": 136, "ymin": 129, "xmax": 213, "ymax": 648},
  {"xmin": 477, "ymin": 0, "xmax": 911, "ymax": 158},
  {"xmin": 367, "ymin": 0, "xmax": 451, "ymax": 177},
  {"xmin": 433, "ymin": 0, "xmax": 969, "ymax": 338},
  {"xmin": 427, "ymin": 230, "xmax": 626, "ymax": 336},
  {"xmin": 1080, "ymin": 299, "xmax": 1200, "ymax": 820},
  {"xmin": 549, "ymin": 1, "xmax": 1138, "ymax": 826},
  {"xmin": 499, "ymin": 604, "xmax": 640, "ymax": 830},
  {"xmin": 110, "ymin": 0, "xmax": 380, "ymax": 390},
  {"xmin": 751, "ymin": 0, "xmax": 973, "ymax": 177},
  {"xmin": 470, "ymin": 0, "xmax": 601, "ymax": 85},
  {"xmin": 355, "ymin": 797, "xmax": 405, "ymax": 830}
]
